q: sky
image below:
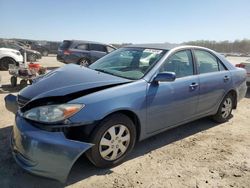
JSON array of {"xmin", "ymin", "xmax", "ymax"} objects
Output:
[{"xmin": 1, "ymin": 0, "xmax": 250, "ymax": 44}]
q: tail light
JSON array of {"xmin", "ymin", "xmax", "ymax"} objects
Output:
[
  {"xmin": 63, "ymin": 50, "xmax": 71, "ymax": 55},
  {"xmin": 235, "ymin": 63, "xmax": 245, "ymax": 68}
]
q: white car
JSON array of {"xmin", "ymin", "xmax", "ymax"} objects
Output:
[
  {"xmin": 0, "ymin": 47, "xmax": 23, "ymax": 70},
  {"xmin": 236, "ymin": 59, "xmax": 250, "ymax": 87}
]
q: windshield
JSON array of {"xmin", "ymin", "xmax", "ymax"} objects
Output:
[{"xmin": 89, "ymin": 47, "xmax": 166, "ymax": 80}]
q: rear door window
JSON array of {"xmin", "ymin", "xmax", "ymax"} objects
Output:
[
  {"xmin": 75, "ymin": 44, "xmax": 88, "ymax": 50},
  {"xmin": 194, "ymin": 50, "xmax": 222, "ymax": 74},
  {"xmin": 89, "ymin": 44, "xmax": 107, "ymax": 52}
]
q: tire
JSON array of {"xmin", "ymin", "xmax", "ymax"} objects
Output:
[
  {"xmin": 78, "ymin": 58, "xmax": 90, "ymax": 67},
  {"xmin": 20, "ymin": 80, "xmax": 27, "ymax": 89},
  {"xmin": 212, "ymin": 94, "xmax": 234, "ymax": 123},
  {"xmin": 86, "ymin": 113, "xmax": 136, "ymax": 168},
  {"xmin": 42, "ymin": 50, "xmax": 48, "ymax": 56},
  {"xmin": 10, "ymin": 76, "xmax": 17, "ymax": 87},
  {"xmin": 0, "ymin": 57, "xmax": 16, "ymax": 71}
]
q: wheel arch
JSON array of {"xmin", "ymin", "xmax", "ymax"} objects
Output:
[
  {"xmin": 0, "ymin": 56, "xmax": 17, "ymax": 62},
  {"xmin": 90, "ymin": 110, "xmax": 141, "ymax": 142}
]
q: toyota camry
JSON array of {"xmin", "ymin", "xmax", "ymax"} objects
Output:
[{"xmin": 5, "ymin": 44, "xmax": 247, "ymax": 182}]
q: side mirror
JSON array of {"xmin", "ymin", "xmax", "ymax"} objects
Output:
[{"xmin": 153, "ymin": 72, "xmax": 176, "ymax": 83}]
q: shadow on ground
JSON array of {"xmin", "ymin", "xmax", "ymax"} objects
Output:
[
  {"xmin": 0, "ymin": 84, "xmax": 23, "ymax": 94},
  {"xmin": 0, "ymin": 118, "xmax": 221, "ymax": 188}
]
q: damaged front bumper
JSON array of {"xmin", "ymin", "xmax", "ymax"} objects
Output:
[{"xmin": 11, "ymin": 112, "xmax": 93, "ymax": 183}]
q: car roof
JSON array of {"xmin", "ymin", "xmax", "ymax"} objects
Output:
[
  {"xmin": 66, "ymin": 40, "xmax": 108, "ymax": 45},
  {"xmin": 126, "ymin": 43, "xmax": 180, "ymax": 50}
]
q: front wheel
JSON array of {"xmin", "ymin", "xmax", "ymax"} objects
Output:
[
  {"xmin": 212, "ymin": 94, "xmax": 234, "ymax": 123},
  {"xmin": 86, "ymin": 113, "xmax": 136, "ymax": 168},
  {"xmin": 0, "ymin": 57, "xmax": 16, "ymax": 70}
]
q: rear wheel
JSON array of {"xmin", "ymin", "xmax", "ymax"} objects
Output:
[
  {"xmin": 212, "ymin": 94, "xmax": 234, "ymax": 123},
  {"xmin": 0, "ymin": 57, "xmax": 16, "ymax": 71},
  {"xmin": 86, "ymin": 113, "xmax": 136, "ymax": 168},
  {"xmin": 20, "ymin": 80, "xmax": 28, "ymax": 89},
  {"xmin": 78, "ymin": 58, "xmax": 90, "ymax": 67}
]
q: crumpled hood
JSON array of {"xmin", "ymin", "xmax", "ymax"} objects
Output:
[{"xmin": 20, "ymin": 64, "xmax": 131, "ymax": 101}]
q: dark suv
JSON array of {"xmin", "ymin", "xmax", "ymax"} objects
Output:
[{"xmin": 57, "ymin": 40, "xmax": 116, "ymax": 66}]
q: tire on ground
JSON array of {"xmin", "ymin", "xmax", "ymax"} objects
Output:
[{"xmin": 86, "ymin": 113, "xmax": 137, "ymax": 168}]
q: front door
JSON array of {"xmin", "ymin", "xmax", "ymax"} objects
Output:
[{"xmin": 146, "ymin": 50, "xmax": 199, "ymax": 133}]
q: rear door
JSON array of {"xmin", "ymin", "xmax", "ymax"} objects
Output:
[
  {"xmin": 89, "ymin": 44, "xmax": 108, "ymax": 62},
  {"xmin": 193, "ymin": 49, "xmax": 232, "ymax": 115}
]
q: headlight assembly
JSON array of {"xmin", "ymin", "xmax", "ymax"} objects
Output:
[
  {"xmin": 23, "ymin": 104, "xmax": 84, "ymax": 123},
  {"xmin": 12, "ymin": 51, "xmax": 21, "ymax": 56}
]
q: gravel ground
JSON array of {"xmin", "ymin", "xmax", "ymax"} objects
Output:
[{"xmin": 0, "ymin": 56, "xmax": 249, "ymax": 188}]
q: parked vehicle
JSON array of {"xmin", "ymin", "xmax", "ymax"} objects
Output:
[
  {"xmin": 14, "ymin": 39, "xmax": 58, "ymax": 56},
  {"xmin": 0, "ymin": 47, "xmax": 23, "ymax": 70},
  {"xmin": 5, "ymin": 45, "xmax": 247, "ymax": 182},
  {"xmin": 236, "ymin": 59, "xmax": 250, "ymax": 86},
  {"xmin": 0, "ymin": 41, "xmax": 41, "ymax": 62},
  {"xmin": 31, "ymin": 41, "xmax": 60, "ymax": 56},
  {"xmin": 57, "ymin": 40, "xmax": 116, "ymax": 66}
]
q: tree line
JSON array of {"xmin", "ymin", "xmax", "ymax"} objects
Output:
[{"xmin": 184, "ymin": 39, "xmax": 250, "ymax": 54}]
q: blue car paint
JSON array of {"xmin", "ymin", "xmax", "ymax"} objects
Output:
[
  {"xmin": 12, "ymin": 113, "xmax": 93, "ymax": 182},
  {"xmin": 21, "ymin": 64, "xmax": 131, "ymax": 100},
  {"xmin": 5, "ymin": 45, "xmax": 247, "ymax": 183}
]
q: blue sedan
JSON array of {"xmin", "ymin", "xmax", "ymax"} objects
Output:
[{"xmin": 5, "ymin": 44, "xmax": 247, "ymax": 182}]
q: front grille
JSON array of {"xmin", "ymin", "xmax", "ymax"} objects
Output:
[{"xmin": 17, "ymin": 95, "xmax": 30, "ymax": 108}]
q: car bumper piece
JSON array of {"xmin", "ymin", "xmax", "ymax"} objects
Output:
[{"xmin": 11, "ymin": 113, "xmax": 93, "ymax": 183}]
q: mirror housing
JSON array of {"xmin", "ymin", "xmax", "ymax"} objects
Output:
[{"xmin": 153, "ymin": 72, "xmax": 176, "ymax": 83}]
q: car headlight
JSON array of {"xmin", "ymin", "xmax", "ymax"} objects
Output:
[
  {"xmin": 23, "ymin": 104, "xmax": 84, "ymax": 123},
  {"xmin": 12, "ymin": 51, "xmax": 21, "ymax": 56}
]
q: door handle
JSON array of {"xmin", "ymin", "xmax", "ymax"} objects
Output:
[
  {"xmin": 224, "ymin": 75, "xmax": 230, "ymax": 81},
  {"xmin": 189, "ymin": 83, "xmax": 199, "ymax": 90}
]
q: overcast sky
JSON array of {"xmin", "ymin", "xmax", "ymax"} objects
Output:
[{"xmin": 1, "ymin": 0, "xmax": 250, "ymax": 43}]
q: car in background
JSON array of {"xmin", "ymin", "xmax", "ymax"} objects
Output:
[
  {"xmin": 5, "ymin": 45, "xmax": 247, "ymax": 182},
  {"xmin": 0, "ymin": 40, "xmax": 41, "ymax": 62},
  {"xmin": 57, "ymin": 40, "xmax": 116, "ymax": 66},
  {"xmin": 236, "ymin": 59, "xmax": 250, "ymax": 87},
  {"xmin": 15, "ymin": 39, "xmax": 61, "ymax": 56},
  {"xmin": 0, "ymin": 47, "xmax": 23, "ymax": 70},
  {"xmin": 31, "ymin": 41, "xmax": 60, "ymax": 56}
]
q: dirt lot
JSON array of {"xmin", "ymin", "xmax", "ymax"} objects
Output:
[{"xmin": 0, "ymin": 56, "xmax": 249, "ymax": 188}]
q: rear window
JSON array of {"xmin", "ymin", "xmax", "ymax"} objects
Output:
[{"xmin": 59, "ymin": 40, "xmax": 72, "ymax": 50}]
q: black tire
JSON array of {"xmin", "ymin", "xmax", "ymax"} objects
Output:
[
  {"xmin": 42, "ymin": 50, "xmax": 48, "ymax": 56},
  {"xmin": 212, "ymin": 93, "xmax": 234, "ymax": 123},
  {"xmin": 0, "ymin": 57, "xmax": 16, "ymax": 71},
  {"xmin": 78, "ymin": 58, "xmax": 90, "ymax": 67},
  {"xmin": 86, "ymin": 113, "xmax": 136, "ymax": 168},
  {"xmin": 20, "ymin": 80, "xmax": 27, "ymax": 89},
  {"xmin": 10, "ymin": 76, "xmax": 17, "ymax": 87}
]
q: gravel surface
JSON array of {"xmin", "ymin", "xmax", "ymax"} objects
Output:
[{"xmin": 0, "ymin": 56, "xmax": 249, "ymax": 188}]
